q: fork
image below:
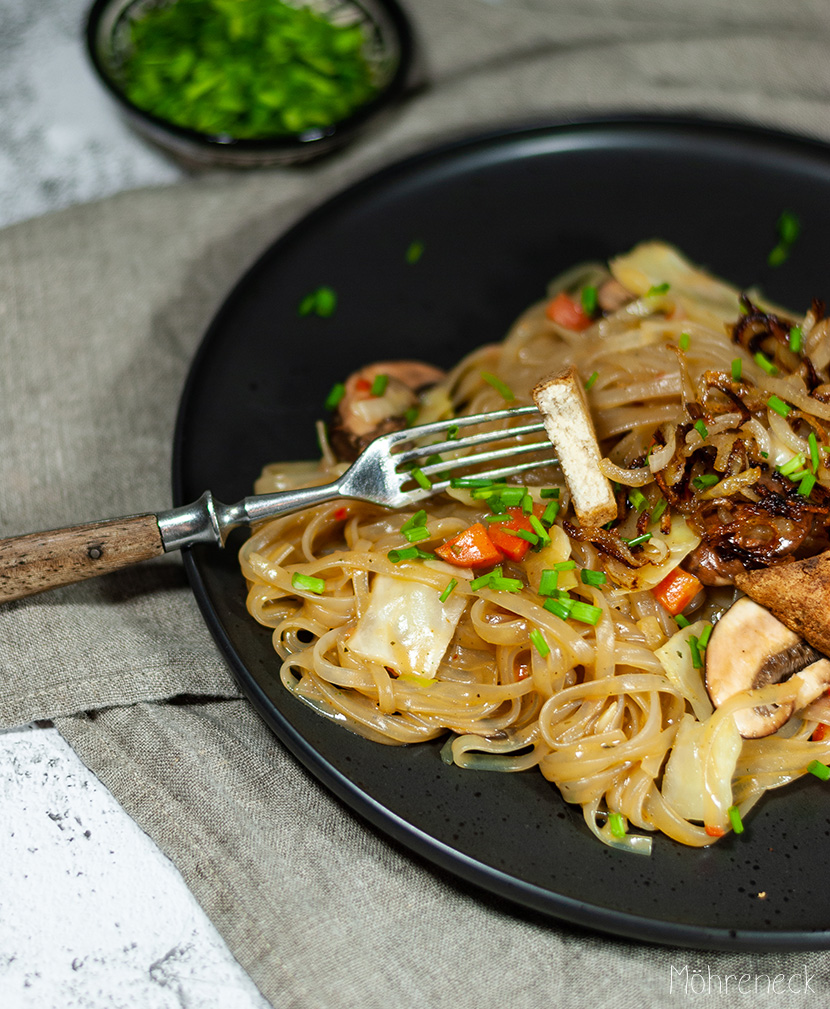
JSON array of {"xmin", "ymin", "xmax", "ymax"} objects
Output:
[{"xmin": 0, "ymin": 406, "xmax": 550, "ymax": 603}]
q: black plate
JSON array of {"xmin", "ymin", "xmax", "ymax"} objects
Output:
[{"xmin": 173, "ymin": 115, "xmax": 830, "ymax": 950}]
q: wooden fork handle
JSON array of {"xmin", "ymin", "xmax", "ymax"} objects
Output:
[{"xmin": 0, "ymin": 515, "xmax": 164, "ymax": 603}]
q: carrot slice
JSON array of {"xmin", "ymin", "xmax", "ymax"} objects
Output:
[
  {"xmin": 545, "ymin": 292, "xmax": 593, "ymax": 331},
  {"xmin": 435, "ymin": 523, "xmax": 503, "ymax": 568},
  {"xmin": 651, "ymin": 566, "xmax": 703, "ymax": 616}
]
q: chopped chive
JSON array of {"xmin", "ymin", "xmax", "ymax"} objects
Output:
[
  {"xmin": 679, "ymin": 331, "xmax": 691, "ymax": 351},
  {"xmin": 674, "ymin": 614, "xmax": 690, "ymax": 629},
  {"xmin": 291, "ymin": 572, "xmax": 326, "ymax": 594},
  {"xmin": 581, "ymin": 285, "xmax": 598, "ymax": 316},
  {"xmin": 692, "ymin": 474, "xmax": 719, "ymax": 490},
  {"xmin": 530, "ymin": 627, "xmax": 550, "ymax": 657},
  {"xmin": 570, "ymin": 600, "xmax": 602, "ymax": 626},
  {"xmin": 446, "ymin": 424, "xmax": 460, "ymax": 440},
  {"xmin": 694, "ymin": 419, "xmax": 708, "ymax": 440},
  {"xmin": 470, "ymin": 572, "xmax": 494, "ymax": 591},
  {"xmin": 689, "ymin": 635, "xmax": 702, "ymax": 669},
  {"xmin": 487, "ymin": 496, "xmax": 507, "ymax": 515},
  {"xmin": 779, "ymin": 452, "xmax": 806, "ymax": 477},
  {"xmin": 529, "ymin": 514, "xmax": 550, "ymax": 545},
  {"xmin": 324, "ymin": 382, "xmax": 346, "ymax": 410},
  {"xmin": 608, "ymin": 812, "xmax": 626, "ymax": 838},
  {"xmin": 698, "ymin": 623, "xmax": 713, "ymax": 649},
  {"xmin": 387, "ymin": 546, "xmax": 420, "ymax": 563},
  {"xmin": 581, "ymin": 569, "xmax": 607, "ymax": 586},
  {"xmin": 481, "ymin": 371, "xmax": 515, "ymax": 401},
  {"xmin": 629, "ymin": 488, "xmax": 648, "ymax": 512},
  {"xmin": 808, "ymin": 759, "xmax": 830, "ymax": 781},
  {"xmin": 731, "ymin": 358, "xmax": 742, "ymax": 381},
  {"xmin": 489, "ymin": 575, "xmax": 523, "ymax": 592},
  {"xmin": 483, "ymin": 513, "xmax": 512, "ymax": 524},
  {"xmin": 370, "ymin": 373, "xmax": 389, "ymax": 397},
  {"xmin": 403, "ymin": 526, "xmax": 431, "ymax": 543},
  {"xmin": 543, "ymin": 596, "xmax": 572, "ymax": 620},
  {"xmin": 541, "ymin": 500, "xmax": 560, "ymax": 526},
  {"xmin": 406, "ymin": 240, "xmax": 424, "ymax": 264},
  {"xmin": 584, "ymin": 370, "xmax": 599, "ymax": 391},
  {"xmin": 401, "ymin": 510, "xmax": 428, "ymax": 533},
  {"xmin": 809, "ymin": 431, "xmax": 820, "ymax": 473},
  {"xmin": 411, "ymin": 467, "xmax": 432, "ymax": 490},
  {"xmin": 767, "ymin": 395, "xmax": 791, "ymax": 418},
  {"xmin": 498, "ymin": 488, "xmax": 526, "ymax": 507},
  {"xmin": 625, "ymin": 533, "xmax": 652, "ymax": 548},
  {"xmin": 728, "ymin": 805, "xmax": 744, "ymax": 835},
  {"xmin": 540, "ymin": 487, "xmax": 560, "ymax": 498},
  {"xmin": 403, "ymin": 406, "xmax": 419, "ymax": 426},
  {"xmin": 768, "ymin": 211, "xmax": 801, "ymax": 266},
  {"xmin": 553, "ymin": 560, "xmax": 576, "ymax": 571},
  {"xmin": 798, "ymin": 472, "xmax": 817, "ymax": 497},
  {"xmin": 789, "ymin": 325, "xmax": 803, "ymax": 353},
  {"xmin": 647, "ymin": 282, "xmax": 670, "ymax": 296},
  {"xmin": 650, "ymin": 497, "xmax": 668, "ymax": 525},
  {"xmin": 521, "ymin": 492, "xmax": 533, "ymax": 515},
  {"xmin": 538, "ymin": 569, "xmax": 559, "ymax": 596},
  {"xmin": 300, "ymin": 286, "xmax": 337, "ymax": 317},
  {"xmin": 515, "ymin": 530, "xmax": 539, "ymax": 546},
  {"xmin": 424, "ymin": 453, "xmax": 444, "ymax": 467},
  {"xmin": 753, "ymin": 351, "xmax": 777, "ymax": 375},
  {"xmin": 438, "ymin": 578, "xmax": 458, "ymax": 603}
]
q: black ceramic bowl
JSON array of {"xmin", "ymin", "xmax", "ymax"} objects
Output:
[{"xmin": 85, "ymin": 0, "xmax": 416, "ymax": 168}]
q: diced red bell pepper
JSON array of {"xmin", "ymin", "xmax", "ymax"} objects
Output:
[
  {"xmin": 435, "ymin": 523, "xmax": 503, "ymax": 568},
  {"xmin": 651, "ymin": 566, "xmax": 703, "ymax": 616},
  {"xmin": 545, "ymin": 292, "xmax": 593, "ymax": 331},
  {"xmin": 488, "ymin": 507, "xmax": 536, "ymax": 562}
]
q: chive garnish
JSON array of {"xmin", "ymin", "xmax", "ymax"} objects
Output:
[
  {"xmin": 679, "ymin": 331, "xmax": 691, "ymax": 351},
  {"xmin": 569, "ymin": 600, "xmax": 603, "ymax": 626},
  {"xmin": 698, "ymin": 623, "xmax": 713, "ymax": 650},
  {"xmin": 689, "ymin": 635, "xmax": 702, "ymax": 669},
  {"xmin": 675, "ymin": 614, "xmax": 690, "ymax": 629},
  {"xmin": 647, "ymin": 282, "xmax": 670, "ymax": 296},
  {"xmin": 694, "ymin": 419, "xmax": 708, "ymax": 440},
  {"xmin": 291, "ymin": 572, "xmax": 326, "ymax": 594},
  {"xmin": 401, "ymin": 510, "xmax": 428, "ymax": 533},
  {"xmin": 451, "ymin": 476, "xmax": 495, "ymax": 488},
  {"xmin": 808, "ymin": 759, "xmax": 830, "ymax": 781},
  {"xmin": 540, "ymin": 487, "xmax": 560, "ymax": 499},
  {"xmin": 538, "ymin": 570, "xmax": 559, "ymax": 596},
  {"xmin": 809, "ymin": 431, "xmax": 820, "ymax": 473},
  {"xmin": 581, "ymin": 569, "xmax": 607, "ymax": 586},
  {"xmin": 629, "ymin": 489, "xmax": 648, "ymax": 512},
  {"xmin": 411, "ymin": 468, "xmax": 432, "ymax": 490},
  {"xmin": 650, "ymin": 497, "xmax": 668, "ymax": 525},
  {"xmin": 541, "ymin": 500, "xmax": 560, "ymax": 526},
  {"xmin": 299, "ymin": 285, "xmax": 337, "ymax": 317},
  {"xmin": 481, "ymin": 371, "xmax": 515, "ymax": 401},
  {"xmin": 608, "ymin": 812, "xmax": 626, "ymax": 838},
  {"xmin": 483, "ymin": 513, "xmax": 512, "ymax": 524},
  {"xmin": 767, "ymin": 395, "xmax": 791, "ymax": 418},
  {"xmin": 798, "ymin": 472, "xmax": 817, "ymax": 497},
  {"xmin": 370, "ymin": 373, "xmax": 389, "ymax": 397},
  {"xmin": 530, "ymin": 628, "xmax": 550, "ymax": 657},
  {"xmin": 779, "ymin": 453, "xmax": 806, "ymax": 478},
  {"xmin": 584, "ymin": 370, "xmax": 599, "ymax": 391},
  {"xmin": 515, "ymin": 530, "xmax": 539, "ymax": 546},
  {"xmin": 543, "ymin": 597, "xmax": 572, "ymax": 620},
  {"xmin": 625, "ymin": 533, "xmax": 652, "ymax": 548},
  {"xmin": 439, "ymin": 578, "xmax": 458, "ymax": 603},
  {"xmin": 581, "ymin": 285, "xmax": 598, "ymax": 316},
  {"xmin": 404, "ymin": 527, "xmax": 431, "ymax": 543},
  {"xmin": 553, "ymin": 560, "xmax": 576, "ymax": 570},
  {"xmin": 768, "ymin": 211, "xmax": 801, "ymax": 267},
  {"xmin": 406, "ymin": 240, "xmax": 425, "ymax": 264},
  {"xmin": 324, "ymin": 382, "xmax": 346, "ymax": 410},
  {"xmin": 753, "ymin": 351, "xmax": 777, "ymax": 375},
  {"xmin": 529, "ymin": 514, "xmax": 550, "ymax": 545},
  {"xmin": 728, "ymin": 805, "xmax": 744, "ymax": 835},
  {"xmin": 731, "ymin": 358, "xmax": 742, "ymax": 381},
  {"xmin": 692, "ymin": 474, "xmax": 719, "ymax": 490},
  {"xmin": 789, "ymin": 325, "xmax": 803, "ymax": 353}
]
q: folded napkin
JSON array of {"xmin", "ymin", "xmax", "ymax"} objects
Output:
[{"xmin": 4, "ymin": 1, "xmax": 830, "ymax": 1006}]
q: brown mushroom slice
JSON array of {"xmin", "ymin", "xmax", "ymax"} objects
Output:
[
  {"xmin": 705, "ymin": 597, "xmax": 830, "ymax": 738},
  {"xmin": 329, "ymin": 360, "xmax": 447, "ymax": 461}
]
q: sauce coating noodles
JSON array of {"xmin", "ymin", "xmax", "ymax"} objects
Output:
[{"xmin": 240, "ymin": 243, "xmax": 830, "ymax": 853}]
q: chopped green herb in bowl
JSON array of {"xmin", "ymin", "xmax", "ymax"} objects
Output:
[{"xmin": 86, "ymin": 0, "xmax": 414, "ymax": 167}]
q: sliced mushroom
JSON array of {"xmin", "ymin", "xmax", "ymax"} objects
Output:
[
  {"xmin": 705, "ymin": 596, "xmax": 830, "ymax": 737},
  {"xmin": 329, "ymin": 360, "xmax": 446, "ymax": 461}
]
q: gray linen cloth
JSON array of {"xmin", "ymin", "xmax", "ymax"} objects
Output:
[{"xmin": 3, "ymin": 1, "xmax": 830, "ymax": 1005}]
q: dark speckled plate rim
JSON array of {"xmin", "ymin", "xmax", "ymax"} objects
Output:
[{"xmin": 172, "ymin": 112, "xmax": 830, "ymax": 951}]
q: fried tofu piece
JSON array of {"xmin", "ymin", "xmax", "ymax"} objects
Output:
[
  {"xmin": 532, "ymin": 366, "xmax": 617, "ymax": 527},
  {"xmin": 735, "ymin": 551, "xmax": 830, "ymax": 657}
]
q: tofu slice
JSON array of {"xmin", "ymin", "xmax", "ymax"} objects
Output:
[
  {"xmin": 346, "ymin": 574, "xmax": 467, "ymax": 678},
  {"xmin": 532, "ymin": 366, "xmax": 617, "ymax": 527}
]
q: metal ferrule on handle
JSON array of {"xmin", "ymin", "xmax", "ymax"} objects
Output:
[{"xmin": 155, "ymin": 481, "xmax": 344, "ymax": 552}]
